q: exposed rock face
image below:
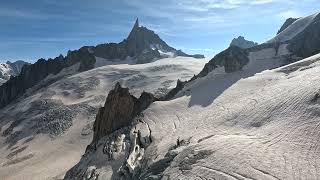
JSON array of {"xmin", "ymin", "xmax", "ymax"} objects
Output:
[
  {"xmin": 0, "ymin": 47, "xmax": 95, "ymax": 108},
  {"xmin": 161, "ymin": 46, "xmax": 249, "ymax": 101},
  {"xmin": 230, "ymin": 36, "xmax": 258, "ymax": 49},
  {"xmin": 198, "ymin": 46, "xmax": 249, "ymax": 77},
  {"xmin": 0, "ymin": 18, "xmax": 203, "ymax": 109},
  {"xmin": 92, "ymin": 82, "xmax": 157, "ymax": 143},
  {"xmin": 161, "ymin": 79, "xmax": 186, "ymax": 100},
  {"xmin": 91, "ymin": 18, "xmax": 204, "ymax": 63},
  {"xmin": 288, "ymin": 14, "xmax": 320, "ymax": 58},
  {"xmin": 277, "ymin": 18, "xmax": 299, "ymax": 34}
]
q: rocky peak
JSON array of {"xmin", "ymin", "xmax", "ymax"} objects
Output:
[
  {"xmin": 92, "ymin": 82, "xmax": 157, "ymax": 143},
  {"xmin": 198, "ymin": 46, "xmax": 249, "ymax": 77},
  {"xmin": 277, "ymin": 18, "xmax": 299, "ymax": 34},
  {"xmin": 230, "ymin": 36, "xmax": 258, "ymax": 49},
  {"xmin": 128, "ymin": 18, "xmax": 140, "ymax": 39}
]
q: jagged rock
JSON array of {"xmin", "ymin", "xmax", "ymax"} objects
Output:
[
  {"xmin": 0, "ymin": 18, "xmax": 204, "ymax": 109},
  {"xmin": 92, "ymin": 82, "xmax": 157, "ymax": 143},
  {"xmin": 198, "ymin": 46, "xmax": 249, "ymax": 76},
  {"xmin": 161, "ymin": 79, "xmax": 186, "ymax": 100},
  {"xmin": 92, "ymin": 18, "xmax": 204, "ymax": 63},
  {"xmin": 0, "ymin": 47, "xmax": 96, "ymax": 109},
  {"xmin": 277, "ymin": 18, "xmax": 299, "ymax": 34},
  {"xmin": 159, "ymin": 46, "xmax": 249, "ymax": 101},
  {"xmin": 230, "ymin": 36, "xmax": 258, "ymax": 49},
  {"xmin": 77, "ymin": 48, "xmax": 96, "ymax": 72}
]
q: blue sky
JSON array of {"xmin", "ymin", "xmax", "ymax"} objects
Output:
[{"xmin": 0, "ymin": 0, "xmax": 319, "ymax": 63}]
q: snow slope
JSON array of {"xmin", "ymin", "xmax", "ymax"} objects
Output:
[
  {"xmin": 68, "ymin": 52, "xmax": 320, "ymax": 179},
  {"xmin": 142, "ymin": 52, "xmax": 320, "ymax": 179},
  {"xmin": 268, "ymin": 12, "xmax": 319, "ymax": 43},
  {"xmin": 0, "ymin": 57, "xmax": 207, "ymax": 180}
]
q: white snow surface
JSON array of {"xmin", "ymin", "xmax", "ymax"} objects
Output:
[
  {"xmin": 0, "ymin": 57, "xmax": 207, "ymax": 180},
  {"xmin": 268, "ymin": 12, "xmax": 319, "ymax": 43},
  {"xmin": 66, "ymin": 45, "xmax": 320, "ymax": 179},
  {"xmin": 94, "ymin": 56, "xmax": 135, "ymax": 68},
  {"xmin": 129, "ymin": 52, "xmax": 320, "ymax": 179},
  {"xmin": 0, "ymin": 61, "xmax": 27, "ymax": 85}
]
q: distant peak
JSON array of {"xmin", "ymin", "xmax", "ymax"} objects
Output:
[
  {"xmin": 134, "ymin": 18, "xmax": 139, "ymax": 28},
  {"xmin": 128, "ymin": 18, "xmax": 141, "ymax": 39},
  {"xmin": 230, "ymin": 36, "xmax": 258, "ymax": 49}
]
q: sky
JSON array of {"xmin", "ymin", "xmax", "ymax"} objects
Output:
[{"xmin": 0, "ymin": 0, "xmax": 319, "ymax": 63}]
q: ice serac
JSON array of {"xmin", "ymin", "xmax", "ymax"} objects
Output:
[
  {"xmin": 277, "ymin": 17, "xmax": 299, "ymax": 34},
  {"xmin": 92, "ymin": 82, "xmax": 157, "ymax": 143},
  {"xmin": 230, "ymin": 36, "xmax": 258, "ymax": 49}
]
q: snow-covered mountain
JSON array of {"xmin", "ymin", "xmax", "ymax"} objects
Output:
[
  {"xmin": 91, "ymin": 18, "xmax": 204, "ymax": 65},
  {"xmin": 0, "ymin": 19, "xmax": 204, "ymax": 109},
  {"xmin": 63, "ymin": 12, "xmax": 320, "ymax": 180},
  {"xmin": 0, "ymin": 57, "xmax": 208, "ymax": 180},
  {"xmin": 230, "ymin": 36, "xmax": 258, "ymax": 49},
  {"xmin": 0, "ymin": 60, "xmax": 28, "ymax": 85},
  {"xmin": 1, "ymin": 11, "xmax": 320, "ymax": 180}
]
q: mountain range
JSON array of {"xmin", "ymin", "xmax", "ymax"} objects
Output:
[
  {"xmin": 1, "ymin": 12, "xmax": 320, "ymax": 180},
  {"xmin": 0, "ymin": 60, "xmax": 28, "ymax": 85},
  {"xmin": 0, "ymin": 18, "xmax": 203, "ymax": 109}
]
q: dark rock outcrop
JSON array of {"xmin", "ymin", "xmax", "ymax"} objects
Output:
[
  {"xmin": 230, "ymin": 36, "xmax": 258, "ymax": 49},
  {"xmin": 287, "ymin": 13, "xmax": 320, "ymax": 58},
  {"xmin": 277, "ymin": 18, "xmax": 299, "ymax": 34},
  {"xmin": 91, "ymin": 18, "xmax": 204, "ymax": 63},
  {"xmin": 161, "ymin": 79, "xmax": 186, "ymax": 101},
  {"xmin": 92, "ymin": 83, "xmax": 157, "ymax": 143},
  {"xmin": 198, "ymin": 46, "xmax": 249, "ymax": 77},
  {"xmin": 0, "ymin": 18, "xmax": 204, "ymax": 109},
  {"xmin": 161, "ymin": 46, "xmax": 249, "ymax": 101},
  {"xmin": 0, "ymin": 48, "xmax": 95, "ymax": 108}
]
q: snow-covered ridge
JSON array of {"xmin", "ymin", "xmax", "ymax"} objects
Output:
[
  {"xmin": 268, "ymin": 12, "xmax": 319, "ymax": 43},
  {"xmin": 0, "ymin": 60, "xmax": 28, "ymax": 85},
  {"xmin": 0, "ymin": 56, "xmax": 207, "ymax": 180},
  {"xmin": 66, "ymin": 52, "xmax": 320, "ymax": 179}
]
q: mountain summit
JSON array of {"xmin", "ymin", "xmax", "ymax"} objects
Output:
[
  {"xmin": 230, "ymin": 36, "xmax": 258, "ymax": 49},
  {"xmin": 0, "ymin": 18, "xmax": 204, "ymax": 109},
  {"xmin": 0, "ymin": 60, "xmax": 28, "ymax": 85},
  {"xmin": 93, "ymin": 18, "xmax": 205, "ymax": 63}
]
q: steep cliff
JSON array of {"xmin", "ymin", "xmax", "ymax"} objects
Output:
[{"xmin": 92, "ymin": 82, "xmax": 157, "ymax": 143}]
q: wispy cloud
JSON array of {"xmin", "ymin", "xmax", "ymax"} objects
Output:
[{"xmin": 0, "ymin": 7, "xmax": 47, "ymax": 20}]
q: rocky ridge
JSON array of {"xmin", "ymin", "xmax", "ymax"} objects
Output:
[
  {"xmin": 277, "ymin": 17, "xmax": 299, "ymax": 34},
  {"xmin": 92, "ymin": 82, "xmax": 157, "ymax": 143},
  {"xmin": 0, "ymin": 18, "xmax": 203, "ymax": 109},
  {"xmin": 230, "ymin": 36, "xmax": 258, "ymax": 49}
]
